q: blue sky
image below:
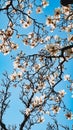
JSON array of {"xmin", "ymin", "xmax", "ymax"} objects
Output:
[{"xmin": 0, "ymin": 0, "xmax": 73, "ymax": 130}]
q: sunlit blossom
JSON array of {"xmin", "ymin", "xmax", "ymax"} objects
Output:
[
  {"xmin": 64, "ymin": 74, "xmax": 70, "ymax": 81},
  {"xmin": 36, "ymin": 7, "xmax": 42, "ymax": 14},
  {"xmin": 51, "ymin": 106, "xmax": 60, "ymax": 113},
  {"xmin": 25, "ymin": 108, "xmax": 31, "ymax": 116},
  {"xmin": 65, "ymin": 112, "xmax": 73, "ymax": 120},
  {"xmin": 37, "ymin": 116, "xmax": 45, "ymax": 123}
]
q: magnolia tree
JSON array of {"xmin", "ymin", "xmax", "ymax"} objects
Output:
[{"xmin": 0, "ymin": 0, "xmax": 73, "ymax": 130}]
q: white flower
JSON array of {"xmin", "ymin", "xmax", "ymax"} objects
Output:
[
  {"xmin": 65, "ymin": 112, "xmax": 73, "ymax": 120},
  {"xmin": 13, "ymin": 61, "xmax": 20, "ymax": 69},
  {"xmin": 51, "ymin": 106, "xmax": 60, "ymax": 113},
  {"xmin": 42, "ymin": 1, "xmax": 49, "ymax": 8},
  {"xmin": 36, "ymin": 7, "xmax": 42, "ymax": 14},
  {"xmin": 45, "ymin": 44, "xmax": 60, "ymax": 55},
  {"xmin": 25, "ymin": 108, "xmax": 31, "ymax": 116},
  {"xmin": 45, "ymin": 36, "xmax": 51, "ymax": 41},
  {"xmin": 32, "ymin": 96, "xmax": 44, "ymax": 107},
  {"xmin": 64, "ymin": 74, "xmax": 70, "ymax": 81},
  {"xmin": 10, "ymin": 72, "xmax": 17, "ymax": 81},
  {"xmin": 37, "ymin": 116, "xmax": 45, "ymax": 123},
  {"xmin": 17, "ymin": 71, "xmax": 23, "ymax": 79},
  {"xmin": 58, "ymin": 89, "xmax": 66, "ymax": 97}
]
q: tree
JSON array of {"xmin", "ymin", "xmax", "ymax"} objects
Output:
[
  {"xmin": 60, "ymin": 0, "xmax": 73, "ymax": 6},
  {"xmin": 0, "ymin": 0, "xmax": 73, "ymax": 130}
]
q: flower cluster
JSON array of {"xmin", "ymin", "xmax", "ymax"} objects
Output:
[
  {"xmin": 32, "ymin": 95, "xmax": 45, "ymax": 107},
  {"xmin": 20, "ymin": 17, "xmax": 33, "ymax": 28},
  {"xmin": 0, "ymin": 29, "xmax": 18, "ymax": 55},
  {"xmin": 45, "ymin": 43, "xmax": 60, "ymax": 56}
]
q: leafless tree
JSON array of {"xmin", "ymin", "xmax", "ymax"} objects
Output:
[{"xmin": 0, "ymin": 0, "xmax": 73, "ymax": 130}]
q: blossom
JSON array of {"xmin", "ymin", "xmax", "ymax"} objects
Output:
[
  {"xmin": 11, "ymin": 43, "xmax": 18, "ymax": 50},
  {"xmin": 10, "ymin": 72, "xmax": 17, "ymax": 81},
  {"xmin": 64, "ymin": 74, "xmax": 70, "ymax": 81},
  {"xmin": 1, "ymin": 46, "xmax": 10, "ymax": 55},
  {"xmin": 42, "ymin": 1, "xmax": 49, "ymax": 8},
  {"xmin": 32, "ymin": 96, "xmax": 44, "ymax": 107},
  {"xmin": 22, "ymin": 18, "xmax": 32, "ymax": 28},
  {"xmin": 38, "ymin": 81, "xmax": 46, "ymax": 89},
  {"xmin": 28, "ymin": 32, "xmax": 35, "ymax": 39},
  {"xmin": 45, "ymin": 36, "xmax": 51, "ymax": 41},
  {"xmin": 25, "ymin": 108, "xmax": 31, "ymax": 116},
  {"xmin": 46, "ymin": 75, "xmax": 55, "ymax": 86},
  {"xmin": 36, "ymin": 7, "xmax": 42, "ymax": 14},
  {"xmin": 65, "ymin": 112, "xmax": 73, "ymax": 120},
  {"xmin": 61, "ymin": 6, "xmax": 70, "ymax": 16},
  {"xmin": 23, "ymin": 38, "xmax": 29, "ymax": 45},
  {"xmin": 54, "ymin": 8, "xmax": 60, "ymax": 18},
  {"xmin": 33, "ymin": 64, "xmax": 40, "ymax": 71},
  {"xmin": 26, "ymin": 9, "xmax": 32, "ymax": 15},
  {"xmin": 6, "ymin": 28, "xmax": 13, "ymax": 37},
  {"xmin": 13, "ymin": 61, "xmax": 20, "ymax": 69},
  {"xmin": 17, "ymin": 71, "xmax": 23, "ymax": 79},
  {"xmin": 25, "ymin": 84, "xmax": 31, "ymax": 90},
  {"xmin": 46, "ymin": 16, "xmax": 53, "ymax": 26},
  {"xmin": 45, "ymin": 44, "xmax": 60, "ymax": 55},
  {"xmin": 58, "ymin": 89, "xmax": 66, "ymax": 97},
  {"xmin": 37, "ymin": 116, "xmax": 45, "ymax": 123},
  {"xmin": 30, "ymin": 41, "xmax": 36, "ymax": 48},
  {"xmin": 51, "ymin": 105, "xmax": 60, "ymax": 113}
]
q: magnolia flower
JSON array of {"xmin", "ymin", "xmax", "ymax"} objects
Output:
[
  {"xmin": 37, "ymin": 116, "xmax": 45, "ymax": 123},
  {"xmin": 30, "ymin": 41, "xmax": 36, "ymax": 48},
  {"xmin": 64, "ymin": 74, "xmax": 70, "ymax": 81},
  {"xmin": 46, "ymin": 16, "xmax": 53, "ymax": 26},
  {"xmin": 45, "ymin": 44, "xmax": 60, "ymax": 55},
  {"xmin": 45, "ymin": 36, "xmax": 51, "ymax": 41},
  {"xmin": 22, "ymin": 18, "xmax": 32, "ymax": 28},
  {"xmin": 54, "ymin": 8, "xmax": 60, "ymax": 18},
  {"xmin": 6, "ymin": 28, "xmax": 13, "ymax": 37},
  {"xmin": 58, "ymin": 89, "xmax": 66, "ymax": 97},
  {"xmin": 11, "ymin": 43, "xmax": 18, "ymax": 50},
  {"xmin": 49, "ymin": 75, "xmax": 55, "ymax": 86},
  {"xmin": 13, "ymin": 61, "xmax": 20, "ymax": 69},
  {"xmin": 65, "ymin": 112, "xmax": 73, "ymax": 120},
  {"xmin": 62, "ymin": 6, "xmax": 70, "ymax": 16},
  {"xmin": 17, "ymin": 71, "xmax": 23, "ymax": 79},
  {"xmin": 23, "ymin": 38, "xmax": 29, "ymax": 45},
  {"xmin": 32, "ymin": 96, "xmax": 43, "ymax": 107},
  {"xmin": 2, "ymin": 46, "xmax": 10, "ymax": 55},
  {"xmin": 36, "ymin": 7, "xmax": 42, "ymax": 14},
  {"xmin": 42, "ymin": 1, "xmax": 49, "ymax": 8},
  {"xmin": 25, "ymin": 84, "xmax": 31, "ymax": 90},
  {"xmin": 25, "ymin": 108, "xmax": 31, "ymax": 116},
  {"xmin": 33, "ymin": 64, "xmax": 40, "ymax": 71},
  {"xmin": 10, "ymin": 72, "xmax": 17, "ymax": 81},
  {"xmin": 26, "ymin": 9, "xmax": 32, "ymax": 15},
  {"xmin": 51, "ymin": 106, "xmax": 60, "ymax": 113},
  {"xmin": 38, "ymin": 81, "xmax": 46, "ymax": 89},
  {"xmin": 28, "ymin": 32, "xmax": 35, "ymax": 38}
]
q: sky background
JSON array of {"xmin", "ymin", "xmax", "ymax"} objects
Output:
[{"xmin": 0, "ymin": 0, "xmax": 73, "ymax": 130}]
